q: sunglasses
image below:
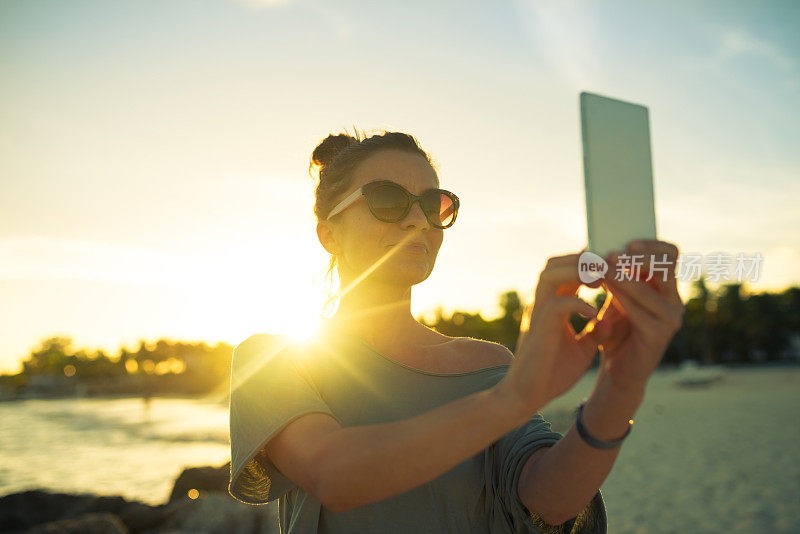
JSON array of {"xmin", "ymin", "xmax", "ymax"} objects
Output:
[{"xmin": 326, "ymin": 180, "xmax": 460, "ymax": 229}]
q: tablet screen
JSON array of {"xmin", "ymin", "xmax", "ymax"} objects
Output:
[{"xmin": 580, "ymin": 92, "xmax": 658, "ymax": 260}]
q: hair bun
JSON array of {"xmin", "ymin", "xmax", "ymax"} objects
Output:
[{"xmin": 311, "ymin": 133, "xmax": 359, "ymax": 170}]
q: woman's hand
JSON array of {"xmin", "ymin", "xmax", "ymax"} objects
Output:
[
  {"xmin": 496, "ymin": 252, "xmax": 604, "ymax": 417},
  {"xmin": 586, "ymin": 239, "xmax": 685, "ymax": 396}
]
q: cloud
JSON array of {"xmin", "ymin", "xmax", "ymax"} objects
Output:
[
  {"xmin": 717, "ymin": 28, "xmax": 795, "ymax": 72},
  {"xmin": 679, "ymin": 25, "xmax": 798, "ymax": 91},
  {"xmin": 512, "ymin": 0, "xmax": 603, "ymax": 90}
]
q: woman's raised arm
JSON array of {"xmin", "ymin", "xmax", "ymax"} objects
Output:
[{"xmin": 266, "ymin": 379, "xmax": 523, "ymax": 514}]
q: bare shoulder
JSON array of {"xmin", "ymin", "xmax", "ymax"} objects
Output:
[
  {"xmin": 232, "ymin": 333, "xmax": 293, "ymax": 369},
  {"xmin": 235, "ymin": 332, "xmax": 285, "ymax": 354},
  {"xmin": 461, "ymin": 337, "xmax": 514, "ymax": 368}
]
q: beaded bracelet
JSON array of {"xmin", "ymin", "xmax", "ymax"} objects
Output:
[{"xmin": 574, "ymin": 398, "xmax": 633, "ymax": 449}]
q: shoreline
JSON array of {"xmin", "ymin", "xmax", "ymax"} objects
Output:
[
  {"xmin": 0, "ymin": 389, "xmax": 230, "ymax": 404},
  {"xmin": 3, "ymin": 360, "xmax": 798, "ymax": 403}
]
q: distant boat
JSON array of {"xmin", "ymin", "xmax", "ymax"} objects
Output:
[{"xmin": 674, "ymin": 360, "xmax": 727, "ymax": 387}]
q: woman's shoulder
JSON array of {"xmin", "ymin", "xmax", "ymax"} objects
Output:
[
  {"xmin": 232, "ymin": 333, "xmax": 305, "ymax": 372},
  {"xmin": 456, "ymin": 337, "xmax": 515, "ymax": 369},
  {"xmin": 423, "ymin": 326, "xmax": 512, "ymax": 363},
  {"xmin": 234, "ymin": 333, "xmax": 288, "ymax": 357}
]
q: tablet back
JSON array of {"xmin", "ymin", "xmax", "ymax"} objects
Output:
[{"xmin": 580, "ymin": 92, "xmax": 658, "ymax": 259}]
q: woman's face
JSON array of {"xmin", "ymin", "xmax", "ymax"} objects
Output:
[{"xmin": 319, "ymin": 149, "xmax": 445, "ymax": 288}]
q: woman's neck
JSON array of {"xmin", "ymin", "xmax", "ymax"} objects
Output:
[{"xmin": 326, "ymin": 284, "xmax": 425, "ymax": 350}]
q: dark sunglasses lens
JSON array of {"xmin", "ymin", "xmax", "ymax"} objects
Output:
[
  {"xmin": 369, "ymin": 183, "xmax": 408, "ymax": 221},
  {"xmin": 421, "ymin": 191, "xmax": 457, "ymax": 227}
]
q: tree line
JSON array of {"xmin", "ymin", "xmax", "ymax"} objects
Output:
[
  {"xmin": 424, "ymin": 279, "xmax": 800, "ymax": 366},
  {"xmin": 2, "ymin": 279, "xmax": 798, "ymax": 397}
]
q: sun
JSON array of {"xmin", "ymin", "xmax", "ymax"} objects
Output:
[{"xmin": 282, "ymin": 314, "xmax": 321, "ymax": 343}]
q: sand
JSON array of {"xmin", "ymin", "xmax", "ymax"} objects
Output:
[{"xmin": 540, "ymin": 365, "xmax": 800, "ymax": 533}]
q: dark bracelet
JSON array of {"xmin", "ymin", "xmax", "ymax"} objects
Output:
[{"xmin": 574, "ymin": 398, "xmax": 633, "ymax": 450}]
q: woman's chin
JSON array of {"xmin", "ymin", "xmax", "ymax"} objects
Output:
[{"xmin": 380, "ymin": 263, "xmax": 431, "ymax": 285}]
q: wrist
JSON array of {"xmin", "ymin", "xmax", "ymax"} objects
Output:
[
  {"xmin": 593, "ymin": 362, "xmax": 648, "ymax": 399},
  {"xmin": 487, "ymin": 381, "xmax": 539, "ymax": 429},
  {"xmin": 581, "ymin": 379, "xmax": 643, "ymax": 441},
  {"xmin": 592, "ymin": 372, "xmax": 647, "ymax": 403}
]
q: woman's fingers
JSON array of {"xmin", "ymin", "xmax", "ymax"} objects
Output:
[
  {"xmin": 521, "ymin": 248, "xmax": 606, "ymax": 340},
  {"xmin": 536, "ymin": 296, "xmax": 599, "ymax": 356},
  {"xmin": 531, "ymin": 294, "xmax": 594, "ymax": 326},
  {"xmin": 638, "ymin": 252, "xmax": 679, "ymax": 303},
  {"xmin": 603, "ymin": 275, "xmax": 684, "ymax": 337},
  {"xmin": 603, "ymin": 284, "xmax": 661, "ymax": 335},
  {"xmin": 547, "ymin": 295, "xmax": 598, "ymax": 320},
  {"xmin": 534, "ymin": 244, "xmax": 610, "ymax": 306},
  {"xmin": 630, "ymin": 239, "xmax": 679, "ymax": 263},
  {"xmin": 534, "ymin": 254, "xmax": 586, "ymax": 303},
  {"xmin": 579, "ymin": 305, "xmax": 628, "ymax": 350},
  {"xmin": 517, "ymin": 294, "xmax": 598, "ymax": 356},
  {"xmin": 615, "ymin": 239, "xmax": 682, "ymax": 304},
  {"xmin": 604, "ymin": 267, "xmax": 679, "ymax": 322}
]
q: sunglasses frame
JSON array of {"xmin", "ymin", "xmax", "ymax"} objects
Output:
[{"xmin": 326, "ymin": 180, "xmax": 460, "ymax": 229}]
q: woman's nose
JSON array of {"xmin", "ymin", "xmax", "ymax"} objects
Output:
[{"xmin": 401, "ymin": 199, "xmax": 430, "ymax": 229}]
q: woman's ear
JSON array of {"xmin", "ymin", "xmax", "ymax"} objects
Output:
[{"xmin": 317, "ymin": 220, "xmax": 342, "ymax": 256}]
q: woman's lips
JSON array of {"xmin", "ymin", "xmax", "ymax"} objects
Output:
[{"xmin": 389, "ymin": 243, "xmax": 427, "ymax": 253}]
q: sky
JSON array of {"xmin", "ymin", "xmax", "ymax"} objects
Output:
[{"xmin": 1, "ymin": 0, "xmax": 798, "ymax": 374}]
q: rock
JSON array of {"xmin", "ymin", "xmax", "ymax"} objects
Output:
[
  {"xmin": 0, "ymin": 490, "xmax": 100, "ymax": 531},
  {"xmin": 1, "ymin": 465, "xmax": 279, "ymax": 534},
  {"xmin": 21, "ymin": 512, "xmax": 128, "ymax": 534},
  {"xmin": 0, "ymin": 490, "xmax": 170, "ymax": 534},
  {"xmin": 159, "ymin": 492, "xmax": 279, "ymax": 534},
  {"xmin": 169, "ymin": 463, "xmax": 231, "ymax": 503},
  {"xmin": 1, "ymin": 490, "xmax": 60, "ymax": 530},
  {"xmin": 116, "ymin": 501, "xmax": 173, "ymax": 533}
]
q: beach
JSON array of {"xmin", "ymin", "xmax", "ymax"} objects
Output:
[{"xmin": 543, "ymin": 364, "xmax": 800, "ymax": 533}]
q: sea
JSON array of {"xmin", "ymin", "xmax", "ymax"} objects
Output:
[{"xmin": 0, "ymin": 394, "xmax": 232, "ymax": 505}]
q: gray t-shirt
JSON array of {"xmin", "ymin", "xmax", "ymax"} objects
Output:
[{"xmin": 228, "ymin": 324, "xmax": 606, "ymax": 533}]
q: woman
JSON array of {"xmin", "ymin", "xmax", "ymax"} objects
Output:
[{"xmin": 228, "ymin": 130, "xmax": 684, "ymax": 533}]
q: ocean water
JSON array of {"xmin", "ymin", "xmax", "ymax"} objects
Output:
[{"xmin": 0, "ymin": 395, "xmax": 232, "ymax": 505}]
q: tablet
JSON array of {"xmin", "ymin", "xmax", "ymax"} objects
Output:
[{"xmin": 580, "ymin": 92, "xmax": 658, "ymax": 260}]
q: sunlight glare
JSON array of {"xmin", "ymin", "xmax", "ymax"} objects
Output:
[{"xmin": 282, "ymin": 314, "xmax": 321, "ymax": 343}]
